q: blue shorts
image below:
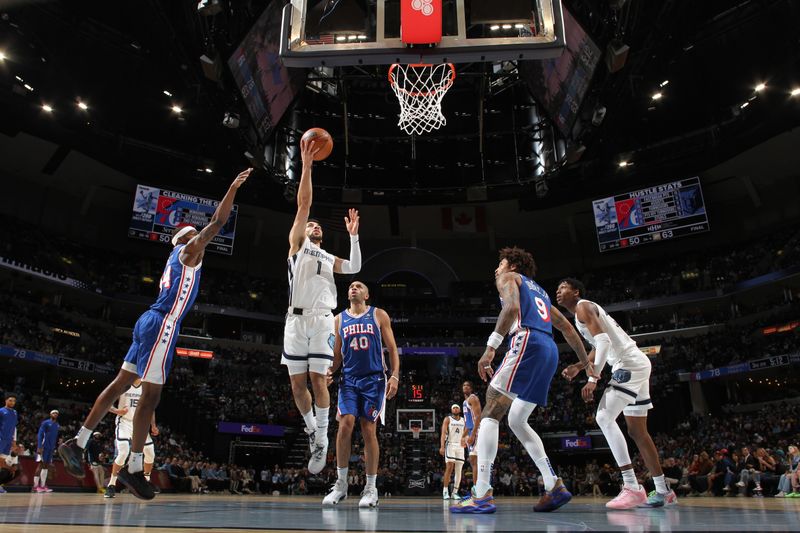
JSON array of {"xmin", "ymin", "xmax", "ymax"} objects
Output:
[
  {"xmin": 0, "ymin": 438, "xmax": 12, "ymax": 456},
  {"xmin": 490, "ymin": 329, "xmax": 559, "ymax": 406},
  {"xmin": 337, "ymin": 373, "xmax": 386, "ymax": 424},
  {"xmin": 122, "ymin": 309, "xmax": 180, "ymax": 385},
  {"xmin": 38, "ymin": 447, "xmax": 55, "ymax": 463}
]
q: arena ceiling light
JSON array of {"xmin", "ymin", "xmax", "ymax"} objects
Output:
[
  {"xmin": 171, "ymin": 104, "xmax": 183, "ymax": 114},
  {"xmin": 0, "ymin": 51, "xmax": 6, "ymax": 61},
  {"xmin": 618, "ymin": 160, "xmax": 631, "ymax": 168},
  {"xmin": 77, "ymin": 100, "xmax": 88, "ymax": 110},
  {"xmin": 41, "ymin": 104, "xmax": 53, "ymax": 113},
  {"xmin": 790, "ymin": 87, "xmax": 800, "ymax": 97},
  {"xmin": 163, "ymin": 90, "xmax": 173, "ymax": 97},
  {"xmin": 659, "ymin": 80, "xmax": 669, "ymax": 87},
  {"xmin": 755, "ymin": 82, "xmax": 767, "ymax": 92},
  {"xmin": 651, "ymin": 92, "xmax": 663, "ymax": 101}
]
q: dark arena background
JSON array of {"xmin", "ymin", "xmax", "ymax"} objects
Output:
[{"xmin": 1, "ymin": 1, "xmax": 800, "ymax": 532}]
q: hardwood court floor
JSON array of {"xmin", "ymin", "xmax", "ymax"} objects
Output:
[{"xmin": 1, "ymin": 492, "xmax": 799, "ymax": 532}]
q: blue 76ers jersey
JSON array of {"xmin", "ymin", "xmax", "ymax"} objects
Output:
[
  {"xmin": 463, "ymin": 396, "xmax": 475, "ymax": 431},
  {"xmin": 339, "ymin": 306, "xmax": 385, "ymax": 377},
  {"xmin": 151, "ymin": 244, "xmax": 201, "ymax": 321},
  {"xmin": 504, "ymin": 274, "xmax": 553, "ymax": 336}
]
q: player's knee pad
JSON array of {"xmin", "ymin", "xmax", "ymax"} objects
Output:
[
  {"xmin": 143, "ymin": 444, "xmax": 155, "ymax": 464},
  {"xmin": 115, "ymin": 441, "xmax": 130, "ymax": 466}
]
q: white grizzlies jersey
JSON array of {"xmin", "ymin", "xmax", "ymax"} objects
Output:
[
  {"xmin": 116, "ymin": 384, "xmax": 143, "ymax": 425},
  {"xmin": 574, "ymin": 299, "xmax": 643, "ymax": 367},
  {"xmin": 287, "ymin": 237, "xmax": 337, "ymax": 310},
  {"xmin": 446, "ymin": 416, "xmax": 466, "ymax": 446}
]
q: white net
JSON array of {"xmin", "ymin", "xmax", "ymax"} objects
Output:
[{"xmin": 388, "ymin": 63, "xmax": 456, "ymax": 136}]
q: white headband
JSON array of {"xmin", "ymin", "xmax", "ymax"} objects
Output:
[
  {"xmin": 171, "ymin": 226, "xmax": 197, "ymax": 246},
  {"xmin": 451, "ymin": 404, "xmax": 460, "ymax": 411}
]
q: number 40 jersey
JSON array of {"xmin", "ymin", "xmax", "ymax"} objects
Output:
[{"xmin": 339, "ymin": 306, "xmax": 385, "ymax": 377}]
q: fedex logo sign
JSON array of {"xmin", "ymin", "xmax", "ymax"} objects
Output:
[
  {"xmin": 240, "ymin": 425, "xmax": 263, "ymax": 434},
  {"xmin": 561, "ymin": 437, "xmax": 592, "ymax": 450}
]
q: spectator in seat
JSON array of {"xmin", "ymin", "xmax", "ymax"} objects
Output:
[
  {"xmin": 776, "ymin": 445, "xmax": 800, "ymax": 497},
  {"xmin": 183, "ymin": 460, "xmax": 202, "ymax": 493},
  {"xmin": 662, "ymin": 457, "xmax": 683, "ymax": 494},
  {"xmin": 735, "ymin": 447, "xmax": 762, "ymax": 496},
  {"xmin": 167, "ymin": 458, "xmax": 191, "ymax": 493},
  {"xmin": 688, "ymin": 452, "xmax": 714, "ymax": 495}
]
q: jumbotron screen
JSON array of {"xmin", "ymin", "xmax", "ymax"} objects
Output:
[
  {"xmin": 593, "ymin": 176, "xmax": 710, "ymax": 253},
  {"xmin": 128, "ymin": 185, "xmax": 238, "ymax": 255}
]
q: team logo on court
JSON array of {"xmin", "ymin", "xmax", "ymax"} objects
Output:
[
  {"xmin": 328, "ymin": 333, "xmax": 335, "ymax": 349},
  {"xmin": 411, "ymin": 0, "xmax": 434, "ymax": 16}
]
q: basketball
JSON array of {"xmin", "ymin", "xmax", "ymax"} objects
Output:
[{"xmin": 301, "ymin": 127, "xmax": 333, "ymax": 161}]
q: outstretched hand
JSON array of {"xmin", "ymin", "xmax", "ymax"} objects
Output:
[
  {"xmin": 300, "ymin": 138, "xmax": 320, "ymax": 166},
  {"xmin": 344, "ymin": 208, "xmax": 359, "ymax": 235},
  {"xmin": 231, "ymin": 168, "xmax": 252, "ymax": 189}
]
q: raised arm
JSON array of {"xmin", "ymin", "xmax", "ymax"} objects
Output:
[
  {"xmin": 376, "ymin": 308, "xmax": 400, "ymax": 400},
  {"xmin": 333, "ymin": 208, "xmax": 361, "ymax": 274},
  {"xmin": 183, "ymin": 168, "xmax": 251, "ymax": 263},
  {"xmin": 289, "ymin": 140, "xmax": 319, "ymax": 256},
  {"xmin": 550, "ymin": 306, "xmax": 595, "ymax": 378},
  {"xmin": 477, "ymin": 272, "xmax": 519, "ymax": 382}
]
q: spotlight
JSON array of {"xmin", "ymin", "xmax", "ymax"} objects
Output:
[
  {"xmin": 23, "ymin": 84, "xmax": 34, "ymax": 92},
  {"xmin": 77, "ymin": 101, "xmax": 88, "ymax": 110},
  {"xmin": 0, "ymin": 51, "xmax": 6, "ymax": 61},
  {"xmin": 336, "ymin": 36, "xmax": 346, "ymax": 42},
  {"xmin": 755, "ymin": 82, "xmax": 766, "ymax": 92},
  {"xmin": 171, "ymin": 105, "xmax": 183, "ymax": 114},
  {"xmin": 502, "ymin": 24, "xmax": 512, "ymax": 29},
  {"xmin": 659, "ymin": 80, "xmax": 669, "ymax": 87},
  {"xmin": 163, "ymin": 90, "xmax": 173, "ymax": 97},
  {"xmin": 42, "ymin": 104, "xmax": 53, "ymax": 113},
  {"xmin": 740, "ymin": 101, "xmax": 749, "ymax": 109},
  {"xmin": 347, "ymin": 34, "xmax": 357, "ymax": 41},
  {"xmin": 490, "ymin": 25, "xmax": 500, "ymax": 31},
  {"xmin": 514, "ymin": 23, "xmax": 525, "ymax": 29},
  {"xmin": 651, "ymin": 92, "xmax": 663, "ymax": 101},
  {"xmin": 204, "ymin": 168, "xmax": 213, "ymax": 174},
  {"xmin": 357, "ymin": 35, "xmax": 367, "ymax": 40},
  {"xmin": 618, "ymin": 160, "xmax": 632, "ymax": 168},
  {"xmin": 790, "ymin": 88, "xmax": 800, "ymax": 97}
]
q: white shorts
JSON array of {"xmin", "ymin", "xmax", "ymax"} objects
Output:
[
  {"xmin": 281, "ymin": 311, "xmax": 335, "ymax": 376},
  {"xmin": 605, "ymin": 352, "xmax": 653, "ymax": 417},
  {"xmin": 445, "ymin": 443, "xmax": 465, "ymax": 464},
  {"xmin": 114, "ymin": 421, "xmax": 155, "ymax": 465}
]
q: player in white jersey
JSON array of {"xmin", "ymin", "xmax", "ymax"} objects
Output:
[
  {"xmin": 440, "ymin": 404, "xmax": 466, "ymax": 500},
  {"xmin": 104, "ymin": 379, "xmax": 159, "ymax": 498},
  {"xmin": 284, "ymin": 138, "xmax": 362, "ymax": 474},
  {"xmin": 556, "ymin": 278, "xmax": 677, "ymax": 509}
]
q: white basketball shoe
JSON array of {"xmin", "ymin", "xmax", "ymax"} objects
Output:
[
  {"xmin": 322, "ymin": 480, "xmax": 348, "ymax": 506},
  {"xmin": 359, "ymin": 487, "xmax": 379, "ymax": 508}
]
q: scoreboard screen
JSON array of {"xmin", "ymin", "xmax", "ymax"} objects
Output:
[
  {"xmin": 408, "ymin": 384, "xmax": 426, "ymax": 404},
  {"xmin": 128, "ymin": 185, "xmax": 238, "ymax": 255},
  {"xmin": 593, "ymin": 176, "xmax": 709, "ymax": 253}
]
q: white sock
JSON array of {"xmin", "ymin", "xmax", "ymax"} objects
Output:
[
  {"xmin": 337, "ymin": 467, "xmax": 348, "ymax": 485},
  {"xmin": 128, "ymin": 452, "xmax": 144, "ymax": 474},
  {"xmin": 315, "ymin": 405, "xmax": 329, "ymax": 439},
  {"xmin": 40, "ymin": 469, "xmax": 48, "ymax": 487},
  {"xmin": 454, "ymin": 462, "xmax": 463, "ymax": 494},
  {"xmin": 302, "ymin": 410, "xmax": 317, "ymax": 433},
  {"xmin": 653, "ymin": 474, "xmax": 668, "ymax": 494},
  {"xmin": 366, "ymin": 474, "xmax": 376, "ymax": 490},
  {"xmin": 144, "ymin": 473, "xmax": 151, "ymax": 482},
  {"xmin": 33, "ymin": 475, "xmax": 39, "ymax": 488},
  {"xmin": 76, "ymin": 426, "xmax": 92, "ymax": 449},
  {"xmin": 622, "ymin": 469, "xmax": 639, "ymax": 490},
  {"xmin": 534, "ymin": 458, "xmax": 557, "ymax": 492},
  {"xmin": 109, "ymin": 474, "xmax": 118, "ymax": 486},
  {"xmin": 475, "ymin": 418, "xmax": 498, "ymax": 497}
]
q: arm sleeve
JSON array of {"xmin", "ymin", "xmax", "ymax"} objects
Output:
[
  {"xmin": 593, "ymin": 333, "xmax": 611, "ymax": 376},
  {"xmin": 338, "ymin": 235, "xmax": 362, "ymax": 274}
]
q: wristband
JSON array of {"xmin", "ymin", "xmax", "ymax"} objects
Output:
[
  {"xmin": 390, "ymin": 375, "xmax": 399, "ymax": 382},
  {"xmin": 588, "ymin": 376, "xmax": 598, "ymax": 383},
  {"xmin": 487, "ymin": 332, "xmax": 504, "ymax": 349}
]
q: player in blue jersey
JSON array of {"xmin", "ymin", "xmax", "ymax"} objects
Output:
[
  {"xmin": 0, "ymin": 394, "xmax": 19, "ymax": 494},
  {"xmin": 322, "ymin": 281, "xmax": 400, "ymax": 508},
  {"xmin": 461, "ymin": 381, "xmax": 482, "ymax": 482},
  {"xmin": 59, "ymin": 168, "xmax": 251, "ymax": 500},
  {"xmin": 33, "ymin": 409, "xmax": 60, "ymax": 493},
  {"xmin": 451, "ymin": 247, "xmax": 596, "ymax": 515}
]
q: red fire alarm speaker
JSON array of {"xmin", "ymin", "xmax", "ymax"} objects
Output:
[{"xmin": 401, "ymin": 0, "xmax": 442, "ymax": 45}]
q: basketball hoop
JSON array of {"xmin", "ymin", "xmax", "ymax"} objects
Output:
[{"xmin": 388, "ymin": 63, "xmax": 456, "ymax": 135}]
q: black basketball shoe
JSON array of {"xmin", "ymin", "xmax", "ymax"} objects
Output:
[{"xmin": 117, "ymin": 466, "xmax": 155, "ymax": 500}]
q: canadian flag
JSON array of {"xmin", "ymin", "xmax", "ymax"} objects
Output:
[{"xmin": 442, "ymin": 206, "xmax": 487, "ymax": 233}]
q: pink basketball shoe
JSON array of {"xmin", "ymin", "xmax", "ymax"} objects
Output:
[{"xmin": 606, "ymin": 486, "xmax": 647, "ymax": 510}]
